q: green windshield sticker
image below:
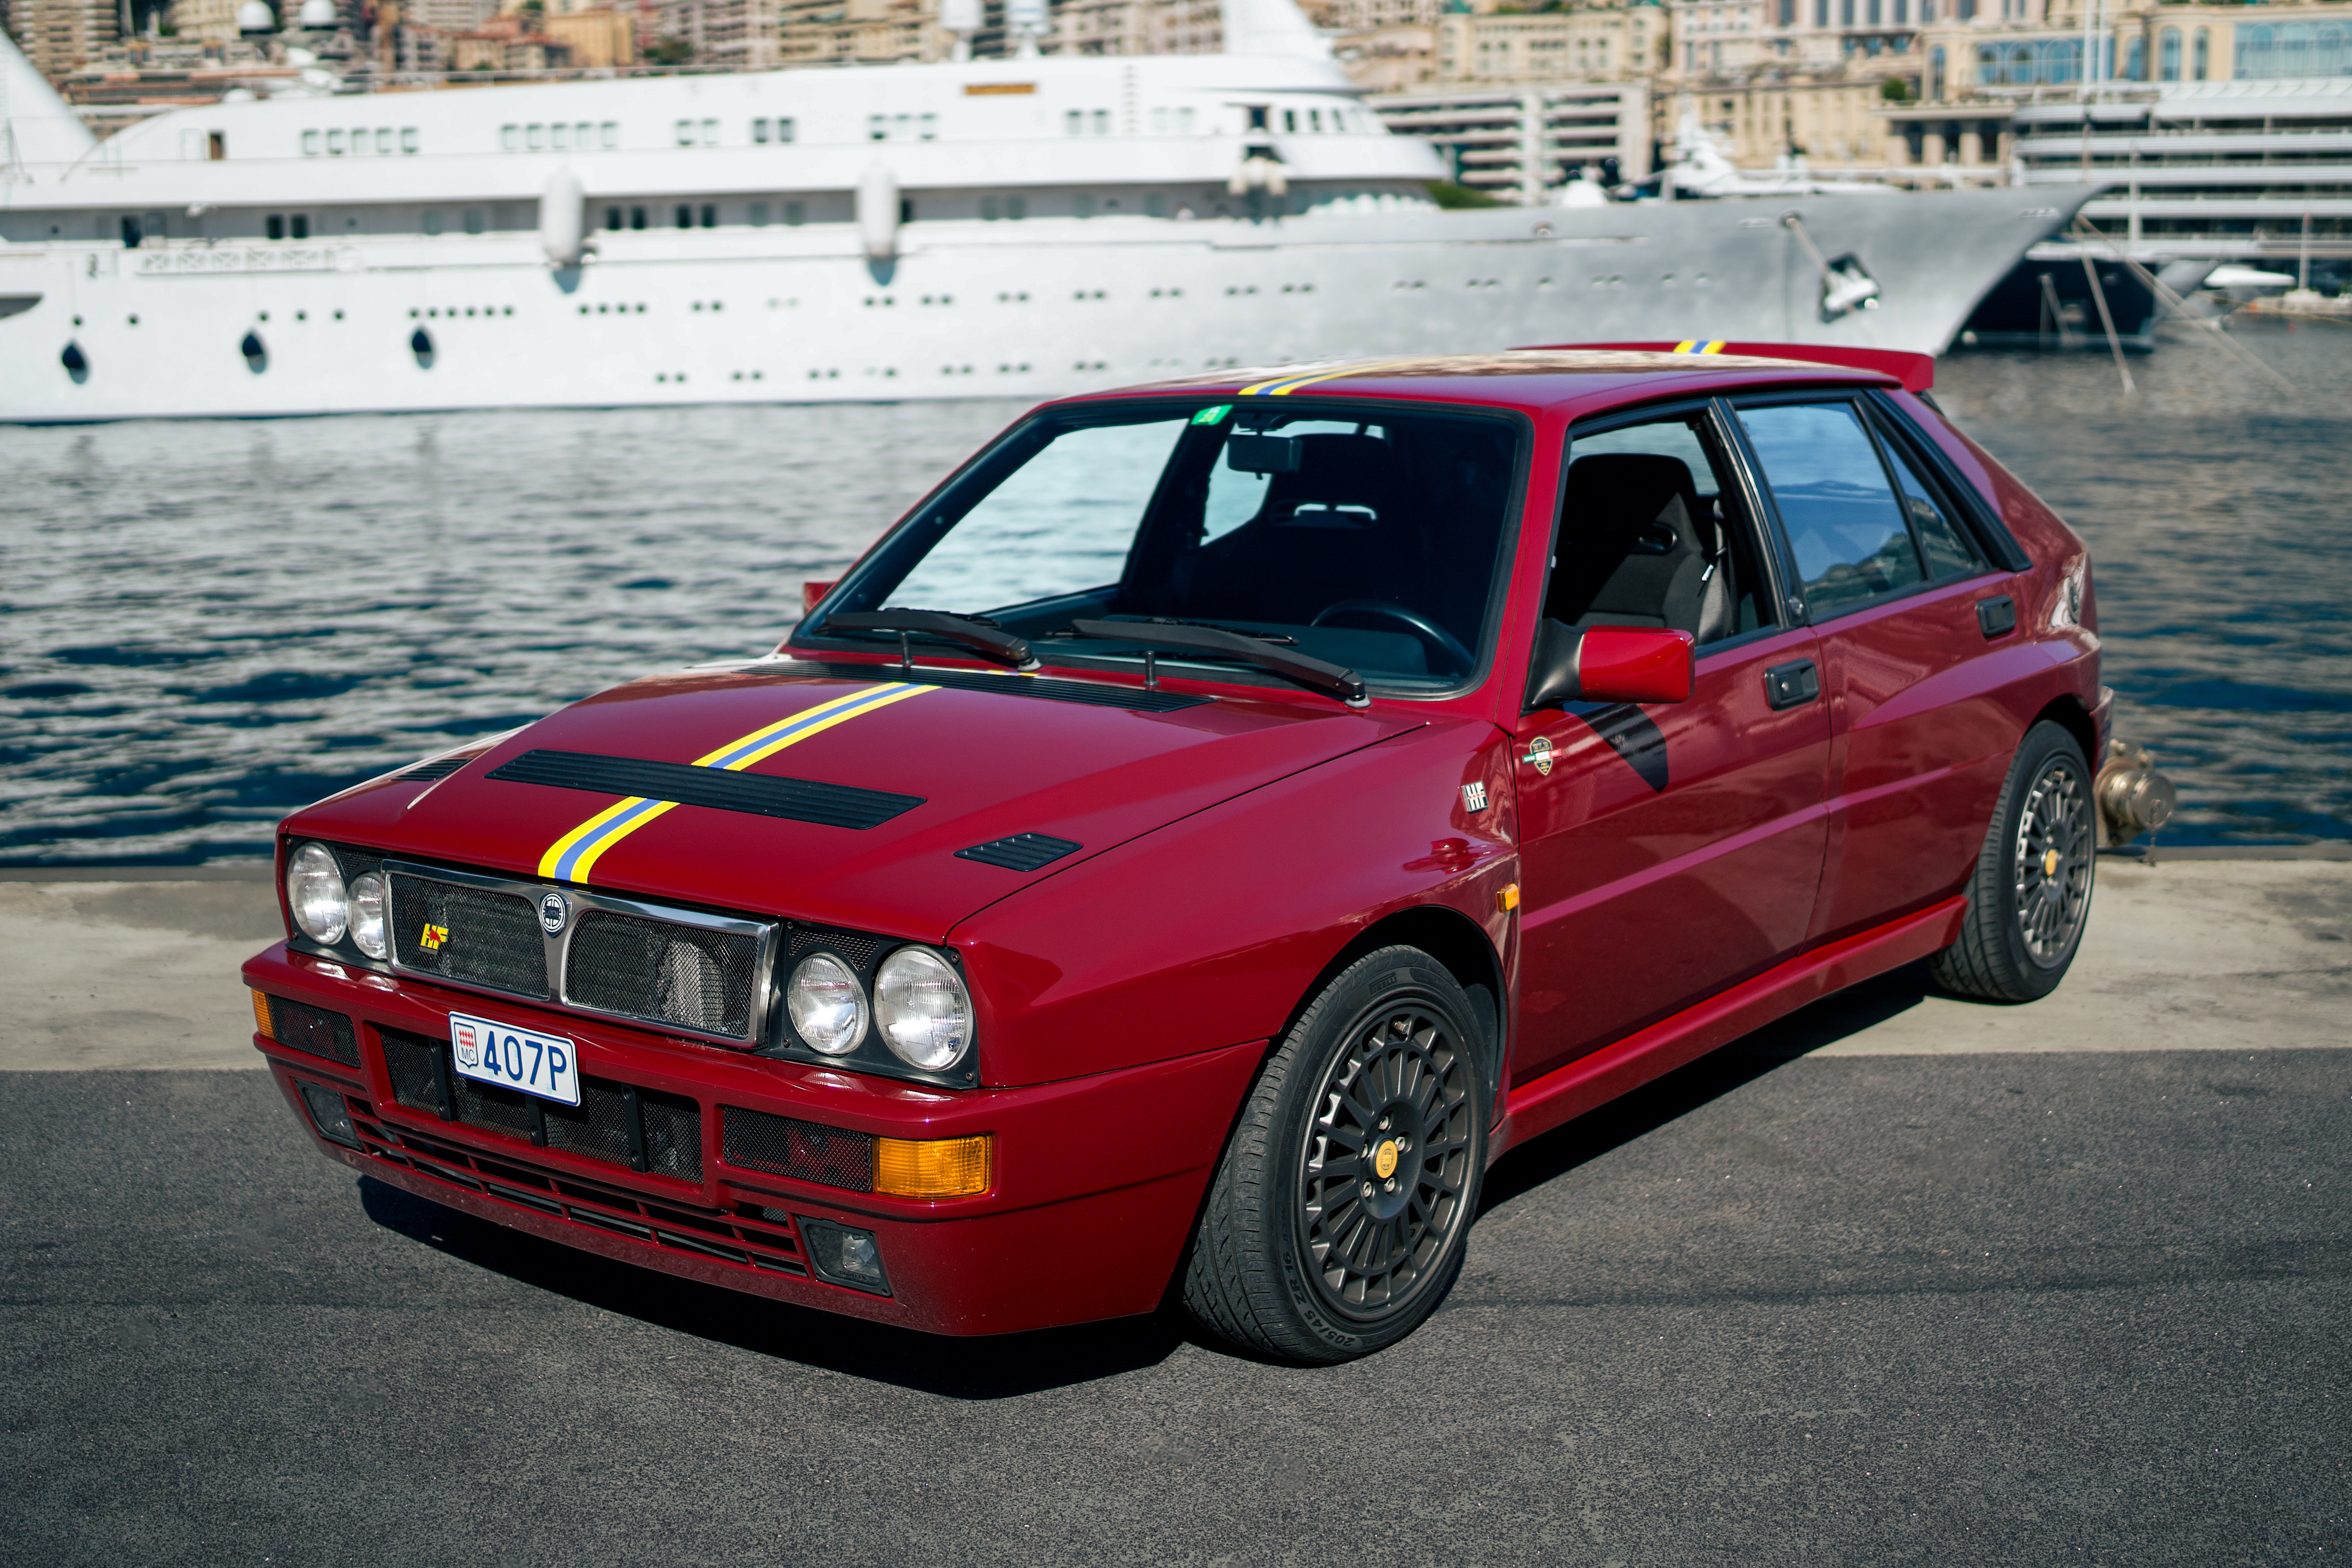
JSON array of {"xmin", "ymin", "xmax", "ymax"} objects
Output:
[{"xmin": 1191, "ymin": 404, "xmax": 1233, "ymax": 427}]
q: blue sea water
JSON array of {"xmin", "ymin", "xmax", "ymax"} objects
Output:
[{"xmin": 1, "ymin": 319, "xmax": 2346, "ymax": 863}]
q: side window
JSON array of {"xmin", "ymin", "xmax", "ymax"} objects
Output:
[
  {"xmin": 1872, "ymin": 416, "xmax": 1983, "ymax": 580},
  {"xmin": 1549, "ymin": 409, "xmax": 1776, "ymax": 645},
  {"xmin": 1736, "ymin": 401, "xmax": 1922, "ymax": 619}
]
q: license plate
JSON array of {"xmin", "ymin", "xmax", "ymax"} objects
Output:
[{"xmin": 449, "ymin": 1011, "xmax": 580, "ymax": 1107}]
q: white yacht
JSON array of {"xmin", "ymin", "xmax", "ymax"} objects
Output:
[{"xmin": 0, "ymin": 2, "xmax": 2097, "ymax": 422}]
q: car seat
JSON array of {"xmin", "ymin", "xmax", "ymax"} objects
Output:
[{"xmin": 1547, "ymin": 453, "xmax": 1733, "ymax": 643}]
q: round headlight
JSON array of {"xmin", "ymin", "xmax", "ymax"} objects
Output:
[
  {"xmin": 287, "ymin": 841, "xmax": 347, "ymax": 945},
  {"xmin": 787, "ymin": 953, "xmax": 867, "ymax": 1056},
  {"xmin": 346, "ymin": 872, "xmax": 388, "ymax": 960},
  {"xmin": 874, "ymin": 947, "xmax": 973, "ymax": 1072}
]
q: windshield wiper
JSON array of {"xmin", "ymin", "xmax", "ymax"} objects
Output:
[
  {"xmin": 1066, "ymin": 619, "xmax": 1366, "ymax": 708},
  {"xmin": 824, "ymin": 609, "xmax": 1038, "ymax": 671}
]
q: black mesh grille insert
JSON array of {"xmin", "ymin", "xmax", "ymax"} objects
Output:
[
  {"xmin": 788, "ymin": 927, "xmax": 879, "ymax": 971},
  {"xmin": 638, "ymin": 1090, "xmax": 703, "ymax": 1180},
  {"xmin": 565, "ymin": 910, "xmax": 758, "ymax": 1039},
  {"xmin": 376, "ymin": 1027, "xmax": 701, "ymax": 1180},
  {"xmin": 487, "ymin": 750, "xmax": 924, "ymax": 831},
  {"xmin": 544, "ymin": 1080, "xmax": 633, "ymax": 1166},
  {"xmin": 266, "ymin": 996, "xmax": 360, "ymax": 1066},
  {"xmin": 722, "ymin": 1107, "xmax": 873, "ymax": 1192},
  {"xmin": 956, "ymin": 833, "xmax": 1082, "ymax": 873},
  {"xmin": 452, "ymin": 1074, "xmax": 537, "ymax": 1141},
  {"xmin": 389, "ymin": 875, "xmax": 549, "ymax": 999},
  {"xmin": 381, "ymin": 1026, "xmax": 445, "ymax": 1115}
]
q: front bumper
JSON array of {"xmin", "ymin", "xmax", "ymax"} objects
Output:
[{"xmin": 244, "ymin": 942, "xmax": 1262, "ymax": 1336}]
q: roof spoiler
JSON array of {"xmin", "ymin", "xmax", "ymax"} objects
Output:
[{"xmin": 1529, "ymin": 340, "xmax": 1935, "ymax": 394}]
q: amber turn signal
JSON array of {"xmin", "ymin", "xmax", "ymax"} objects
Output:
[
  {"xmin": 1497, "ymin": 883, "xmax": 1521, "ymax": 913},
  {"xmin": 250, "ymin": 989, "xmax": 273, "ymax": 1036},
  {"xmin": 874, "ymin": 1133, "xmax": 992, "ymax": 1199}
]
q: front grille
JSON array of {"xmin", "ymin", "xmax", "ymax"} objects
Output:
[
  {"xmin": 378, "ymin": 1025, "xmax": 702, "ymax": 1180},
  {"xmin": 389, "ymin": 875, "xmax": 548, "ymax": 999},
  {"xmin": 565, "ymin": 909, "xmax": 757, "ymax": 1039},
  {"xmin": 486, "ymin": 749, "xmax": 924, "ymax": 831},
  {"xmin": 722, "ymin": 1106, "xmax": 873, "ymax": 1192},
  {"xmin": 264, "ymin": 996, "xmax": 359, "ymax": 1067}
]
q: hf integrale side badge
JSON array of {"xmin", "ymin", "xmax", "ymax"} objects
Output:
[{"xmin": 1461, "ymin": 781, "xmax": 1489, "ymax": 812}]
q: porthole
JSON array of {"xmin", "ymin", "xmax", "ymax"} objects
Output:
[
  {"xmin": 410, "ymin": 327, "xmax": 434, "ymax": 367},
  {"xmin": 240, "ymin": 329, "xmax": 267, "ymax": 373},
  {"xmin": 61, "ymin": 339, "xmax": 89, "ymax": 382}
]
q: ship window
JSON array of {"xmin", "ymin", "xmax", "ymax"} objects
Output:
[
  {"xmin": 630, "ymin": 205, "xmax": 647, "ymax": 229},
  {"xmin": 328, "ymin": 129, "xmax": 346, "ymax": 154},
  {"xmin": 606, "ymin": 206, "xmax": 623, "ymax": 230},
  {"xmin": 700, "ymin": 204, "xmax": 717, "ymax": 228},
  {"xmin": 676, "ymin": 205, "xmax": 693, "ymax": 229},
  {"xmin": 870, "ymin": 113, "xmax": 886, "ymax": 140},
  {"xmin": 1093, "ymin": 109, "xmax": 1109, "ymax": 135},
  {"xmin": 602, "ymin": 121, "xmax": 619, "ymax": 147},
  {"xmin": 750, "ymin": 201, "xmax": 769, "ymax": 226},
  {"xmin": 1150, "ymin": 106, "xmax": 1167, "ymax": 134},
  {"xmin": 1073, "ymin": 193, "xmax": 1095, "ymax": 219},
  {"xmin": 701, "ymin": 119, "xmax": 718, "ymax": 145},
  {"xmin": 1181, "ymin": 106, "xmax": 1195, "ymax": 133},
  {"xmin": 784, "ymin": 200, "xmax": 805, "ymax": 224},
  {"xmin": 1065, "ymin": 109, "xmax": 1082, "ymax": 135},
  {"xmin": 982, "ymin": 195, "xmax": 1000, "ymax": 220},
  {"xmin": 376, "ymin": 128, "xmax": 392, "ymax": 153},
  {"xmin": 1310, "ymin": 109, "xmax": 1323, "ymax": 132},
  {"xmin": 753, "ymin": 117, "xmax": 770, "ymax": 143},
  {"xmin": 402, "ymin": 127, "xmax": 418, "ymax": 153},
  {"xmin": 920, "ymin": 112, "xmax": 937, "ymax": 140},
  {"xmin": 775, "ymin": 116, "xmax": 796, "ymax": 142},
  {"xmin": 1145, "ymin": 192, "xmax": 1166, "ymax": 217},
  {"xmin": 675, "ymin": 119, "xmax": 695, "ymax": 146},
  {"xmin": 1007, "ymin": 195, "xmax": 1026, "ymax": 219},
  {"xmin": 1248, "ymin": 105, "xmax": 1269, "ymax": 130},
  {"xmin": 293, "ymin": 214, "xmax": 310, "ymax": 239},
  {"xmin": 212, "ymin": 130, "xmax": 228, "ymax": 159},
  {"xmin": 1283, "ymin": 109, "xmax": 1297, "ymax": 132},
  {"xmin": 302, "ymin": 129, "xmax": 320, "ymax": 155},
  {"xmin": 121, "ymin": 215, "xmax": 142, "ymax": 248},
  {"xmin": 502, "ymin": 124, "xmax": 519, "ymax": 151},
  {"xmin": 424, "ymin": 209, "xmax": 443, "ymax": 235},
  {"xmin": 551, "ymin": 123, "xmax": 569, "ymax": 149},
  {"xmin": 528, "ymin": 123, "xmax": 545, "ymax": 150},
  {"xmin": 463, "ymin": 209, "xmax": 483, "ymax": 235}
]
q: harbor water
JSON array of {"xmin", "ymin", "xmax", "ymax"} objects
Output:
[{"xmin": 2, "ymin": 319, "xmax": 2347, "ymax": 864}]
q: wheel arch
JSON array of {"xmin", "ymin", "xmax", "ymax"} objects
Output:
[
  {"xmin": 2030, "ymin": 693, "xmax": 2098, "ymax": 772},
  {"xmin": 1283, "ymin": 904, "xmax": 1508, "ymax": 1117}
]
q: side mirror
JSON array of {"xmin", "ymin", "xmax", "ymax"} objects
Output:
[{"xmin": 1525, "ymin": 621, "xmax": 1693, "ymax": 709}]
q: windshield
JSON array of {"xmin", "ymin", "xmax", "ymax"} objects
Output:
[{"xmin": 812, "ymin": 401, "xmax": 1525, "ymax": 689}]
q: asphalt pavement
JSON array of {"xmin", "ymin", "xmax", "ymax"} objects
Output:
[{"xmin": 3, "ymin": 857, "xmax": 2347, "ymax": 1566}]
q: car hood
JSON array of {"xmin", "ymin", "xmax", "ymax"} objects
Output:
[{"xmin": 284, "ymin": 661, "xmax": 1423, "ymax": 940}]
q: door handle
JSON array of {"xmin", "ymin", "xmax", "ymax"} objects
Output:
[
  {"xmin": 1976, "ymin": 595, "xmax": 2018, "ymax": 639},
  {"xmin": 1764, "ymin": 658, "xmax": 1820, "ymax": 711}
]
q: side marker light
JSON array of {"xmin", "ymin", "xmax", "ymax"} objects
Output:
[
  {"xmin": 874, "ymin": 1133, "xmax": 992, "ymax": 1199},
  {"xmin": 1497, "ymin": 883, "xmax": 1521, "ymax": 914},
  {"xmin": 251, "ymin": 989, "xmax": 273, "ymax": 1036}
]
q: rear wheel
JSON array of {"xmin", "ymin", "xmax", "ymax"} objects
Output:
[
  {"xmin": 1932, "ymin": 720, "xmax": 2097, "ymax": 1003},
  {"xmin": 1182, "ymin": 946, "xmax": 1488, "ymax": 1364}
]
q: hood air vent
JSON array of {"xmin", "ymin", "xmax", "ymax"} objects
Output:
[
  {"xmin": 488, "ymin": 749, "xmax": 923, "ymax": 830},
  {"xmin": 397, "ymin": 756, "xmax": 470, "ymax": 782},
  {"xmin": 956, "ymin": 833, "xmax": 1081, "ymax": 872}
]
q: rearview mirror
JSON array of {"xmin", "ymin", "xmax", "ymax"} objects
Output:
[
  {"xmin": 1226, "ymin": 434, "xmax": 1301, "ymax": 474},
  {"xmin": 1525, "ymin": 621, "xmax": 1693, "ymax": 709}
]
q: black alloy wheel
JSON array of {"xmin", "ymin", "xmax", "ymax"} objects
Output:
[
  {"xmin": 1183, "ymin": 945, "xmax": 1488, "ymax": 1363},
  {"xmin": 1933, "ymin": 720, "xmax": 2097, "ymax": 1003}
]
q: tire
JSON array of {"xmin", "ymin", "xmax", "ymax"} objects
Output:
[
  {"xmin": 1182, "ymin": 945, "xmax": 1489, "ymax": 1364},
  {"xmin": 1931, "ymin": 720, "xmax": 2098, "ymax": 1003}
]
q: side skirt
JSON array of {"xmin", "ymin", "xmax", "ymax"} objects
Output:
[{"xmin": 1492, "ymin": 894, "xmax": 1968, "ymax": 1159}]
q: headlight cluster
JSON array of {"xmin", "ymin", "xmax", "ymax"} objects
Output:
[
  {"xmin": 286, "ymin": 841, "xmax": 389, "ymax": 961},
  {"xmin": 785, "ymin": 945, "xmax": 973, "ymax": 1074}
]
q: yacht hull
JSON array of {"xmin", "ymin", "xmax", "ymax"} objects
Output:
[{"xmin": 0, "ymin": 185, "xmax": 2095, "ymax": 422}]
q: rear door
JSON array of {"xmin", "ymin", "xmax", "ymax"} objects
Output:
[
  {"xmin": 1727, "ymin": 393, "xmax": 2028, "ymax": 944},
  {"xmin": 1509, "ymin": 400, "xmax": 1832, "ymax": 1087}
]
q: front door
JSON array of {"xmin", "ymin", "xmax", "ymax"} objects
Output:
[{"xmin": 1510, "ymin": 401, "xmax": 1833, "ymax": 1088}]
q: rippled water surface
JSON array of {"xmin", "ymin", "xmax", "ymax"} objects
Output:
[{"xmin": 3, "ymin": 320, "xmax": 2347, "ymax": 863}]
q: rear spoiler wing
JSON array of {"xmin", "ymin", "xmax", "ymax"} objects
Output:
[{"xmin": 1528, "ymin": 340, "xmax": 1935, "ymax": 394}]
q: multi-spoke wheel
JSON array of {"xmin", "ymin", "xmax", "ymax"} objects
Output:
[
  {"xmin": 1933, "ymin": 721, "xmax": 2097, "ymax": 1003},
  {"xmin": 1183, "ymin": 946, "xmax": 1488, "ymax": 1363}
]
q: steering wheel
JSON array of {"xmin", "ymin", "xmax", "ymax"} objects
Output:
[{"xmin": 1310, "ymin": 599, "xmax": 1476, "ymax": 676}]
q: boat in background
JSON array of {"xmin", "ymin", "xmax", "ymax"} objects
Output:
[{"xmin": 0, "ymin": 4, "xmax": 2099, "ymax": 423}]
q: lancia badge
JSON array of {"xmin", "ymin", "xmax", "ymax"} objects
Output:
[
  {"xmin": 539, "ymin": 891, "xmax": 569, "ymax": 935},
  {"xmin": 1461, "ymin": 781, "xmax": 1489, "ymax": 813},
  {"xmin": 1523, "ymin": 735, "xmax": 1555, "ymax": 777}
]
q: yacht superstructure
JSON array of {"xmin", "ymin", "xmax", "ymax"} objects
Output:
[{"xmin": 0, "ymin": 6, "xmax": 2097, "ymax": 422}]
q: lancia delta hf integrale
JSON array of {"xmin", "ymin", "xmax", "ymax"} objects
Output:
[{"xmin": 245, "ymin": 344, "xmax": 2123, "ymax": 1363}]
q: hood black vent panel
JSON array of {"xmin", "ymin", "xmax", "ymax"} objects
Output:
[
  {"xmin": 487, "ymin": 749, "xmax": 923, "ymax": 831},
  {"xmin": 397, "ymin": 756, "xmax": 471, "ymax": 782},
  {"xmin": 956, "ymin": 833, "xmax": 1082, "ymax": 873},
  {"xmin": 805, "ymin": 664, "xmax": 1211, "ymax": 713}
]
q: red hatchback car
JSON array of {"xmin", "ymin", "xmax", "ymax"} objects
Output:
[{"xmin": 245, "ymin": 344, "xmax": 2110, "ymax": 1363}]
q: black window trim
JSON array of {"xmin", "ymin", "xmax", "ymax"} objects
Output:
[
  {"xmin": 1543, "ymin": 394, "xmax": 1802, "ymax": 669},
  {"xmin": 791, "ymin": 392, "xmax": 1535, "ymax": 704},
  {"xmin": 1860, "ymin": 390, "xmax": 2033, "ymax": 574},
  {"xmin": 1722, "ymin": 388, "xmax": 2010, "ymax": 628}
]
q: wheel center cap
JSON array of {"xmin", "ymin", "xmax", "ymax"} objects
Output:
[
  {"xmin": 1373, "ymin": 1139, "xmax": 1400, "ymax": 1180},
  {"xmin": 2043, "ymin": 848, "xmax": 2061, "ymax": 877}
]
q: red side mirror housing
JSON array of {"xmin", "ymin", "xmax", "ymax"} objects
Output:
[
  {"xmin": 803, "ymin": 580, "xmax": 836, "ymax": 615},
  {"xmin": 1526, "ymin": 622, "xmax": 1694, "ymax": 709}
]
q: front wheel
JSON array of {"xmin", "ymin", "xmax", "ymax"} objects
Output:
[
  {"xmin": 1182, "ymin": 946, "xmax": 1488, "ymax": 1364},
  {"xmin": 1932, "ymin": 720, "xmax": 2097, "ymax": 1003}
]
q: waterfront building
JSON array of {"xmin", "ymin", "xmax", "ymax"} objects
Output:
[
  {"xmin": 1369, "ymin": 81, "xmax": 1651, "ymax": 199},
  {"xmin": 5, "ymin": 0, "xmax": 119, "ymax": 77}
]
